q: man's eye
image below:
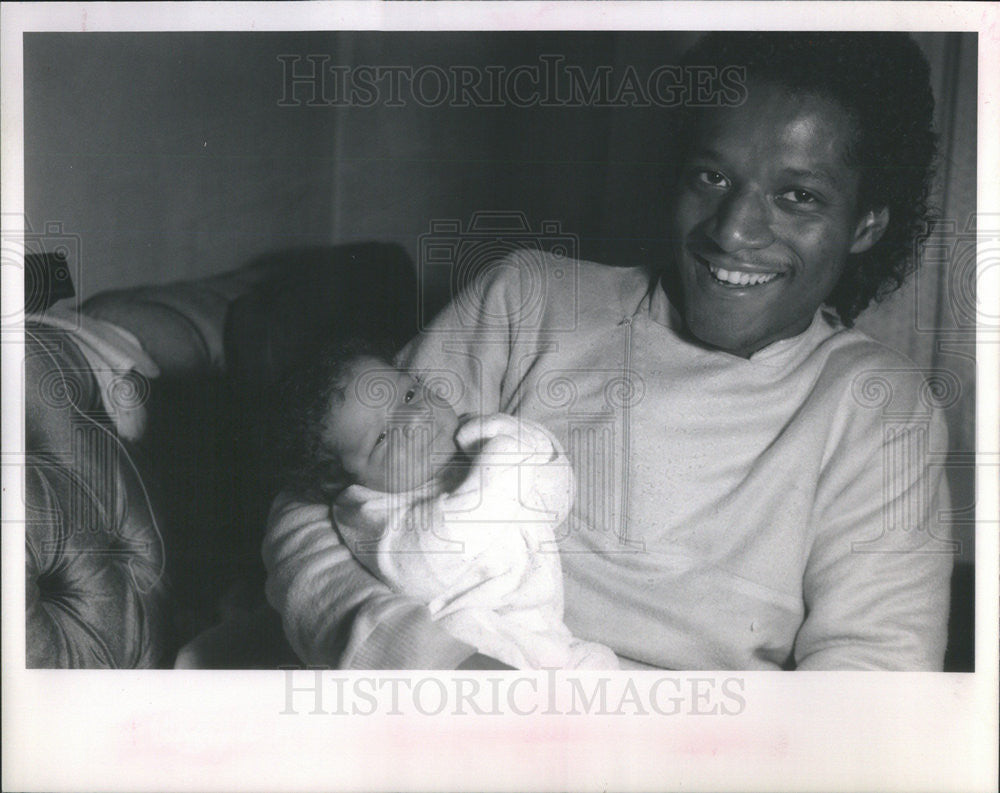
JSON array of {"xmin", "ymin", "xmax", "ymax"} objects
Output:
[
  {"xmin": 780, "ymin": 188, "xmax": 818, "ymax": 204},
  {"xmin": 696, "ymin": 170, "xmax": 730, "ymax": 188},
  {"xmin": 374, "ymin": 430, "xmax": 387, "ymax": 446},
  {"xmin": 404, "ymin": 388, "xmax": 416, "ymax": 404}
]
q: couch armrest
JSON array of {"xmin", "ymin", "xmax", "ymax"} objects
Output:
[{"xmin": 81, "ymin": 261, "xmax": 277, "ymax": 378}]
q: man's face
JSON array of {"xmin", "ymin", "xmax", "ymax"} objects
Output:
[
  {"xmin": 670, "ymin": 81, "xmax": 884, "ymax": 357},
  {"xmin": 324, "ymin": 356, "xmax": 460, "ymax": 493}
]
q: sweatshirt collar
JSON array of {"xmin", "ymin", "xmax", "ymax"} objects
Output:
[{"xmin": 633, "ymin": 267, "xmax": 837, "ymax": 365}]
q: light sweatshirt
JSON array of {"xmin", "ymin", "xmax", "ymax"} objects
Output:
[{"xmin": 263, "ymin": 251, "xmax": 953, "ymax": 670}]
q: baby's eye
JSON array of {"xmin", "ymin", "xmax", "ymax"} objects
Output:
[{"xmin": 404, "ymin": 388, "xmax": 416, "ymax": 404}]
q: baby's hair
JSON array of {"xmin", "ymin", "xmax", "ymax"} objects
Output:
[{"xmin": 276, "ymin": 336, "xmax": 397, "ymax": 500}]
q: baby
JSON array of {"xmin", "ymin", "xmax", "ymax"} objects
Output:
[{"xmin": 280, "ymin": 339, "xmax": 618, "ymax": 670}]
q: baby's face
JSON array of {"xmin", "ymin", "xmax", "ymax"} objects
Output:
[{"xmin": 323, "ymin": 356, "xmax": 461, "ymax": 492}]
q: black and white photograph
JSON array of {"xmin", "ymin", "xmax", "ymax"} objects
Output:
[{"xmin": 3, "ymin": 2, "xmax": 998, "ymax": 792}]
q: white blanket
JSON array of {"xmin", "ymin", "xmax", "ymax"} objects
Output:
[{"xmin": 333, "ymin": 413, "xmax": 618, "ymax": 670}]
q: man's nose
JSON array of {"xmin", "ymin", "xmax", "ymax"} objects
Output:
[{"xmin": 707, "ymin": 188, "xmax": 774, "ymax": 252}]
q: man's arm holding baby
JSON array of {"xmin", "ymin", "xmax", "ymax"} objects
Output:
[{"xmin": 263, "ymin": 491, "xmax": 482, "ymax": 669}]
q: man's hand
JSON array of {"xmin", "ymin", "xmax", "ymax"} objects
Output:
[{"xmin": 456, "ymin": 652, "xmax": 515, "ymax": 670}]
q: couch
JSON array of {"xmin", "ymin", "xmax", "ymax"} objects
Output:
[{"xmin": 22, "ymin": 244, "xmax": 975, "ymax": 670}]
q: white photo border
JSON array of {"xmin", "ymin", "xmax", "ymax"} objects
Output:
[{"xmin": 2, "ymin": 3, "xmax": 998, "ymax": 792}]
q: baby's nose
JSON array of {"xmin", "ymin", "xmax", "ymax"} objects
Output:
[{"xmin": 400, "ymin": 421, "xmax": 429, "ymax": 438}]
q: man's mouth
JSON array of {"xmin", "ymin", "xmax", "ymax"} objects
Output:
[
  {"xmin": 694, "ymin": 253, "xmax": 786, "ymax": 289},
  {"xmin": 709, "ymin": 265, "xmax": 781, "ymax": 287}
]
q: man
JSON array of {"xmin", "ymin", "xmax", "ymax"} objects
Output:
[{"xmin": 263, "ymin": 32, "xmax": 951, "ymax": 670}]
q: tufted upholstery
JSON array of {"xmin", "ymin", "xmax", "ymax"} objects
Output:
[{"xmin": 25, "ymin": 324, "xmax": 170, "ymax": 667}]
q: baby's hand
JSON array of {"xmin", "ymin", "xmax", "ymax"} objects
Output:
[
  {"xmin": 454, "ymin": 414, "xmax": 555, "ymax": 460},
  {"xmin": 443, "ymin": 413, "xmax": 573, "ymax": 540},
  {"xmin": 449, "ymin": 414, "xmax": 558, "ymax": 515}
]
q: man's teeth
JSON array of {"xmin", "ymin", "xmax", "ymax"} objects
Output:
[{"xmin": 710, "ymin": 266, "xmax": 780, "ymax": 286}]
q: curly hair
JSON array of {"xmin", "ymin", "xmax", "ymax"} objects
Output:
[
  {"xmin": 274, "ymin": 336, "xmax": 397, "ymax": 501},
  {"xmin": 673, "ymin": 32, "xmax": 939, "ymax": 325}
]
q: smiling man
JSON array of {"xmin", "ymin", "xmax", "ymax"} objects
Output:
[
  {"xmin": 262, "ymin": 32, "xmax": 953, "ymax": 672},
  {"xmin": 668, "ymin": 33, "xmax": 936, "ymax": 357},
  {"xmin": 672, "ymin": 83, "xmax": 888, "ymax": 357}
]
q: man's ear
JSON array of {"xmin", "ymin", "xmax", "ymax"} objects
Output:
[{"xmin": 850, "ymin": 207, "xmax": 890, "ymax": 254}]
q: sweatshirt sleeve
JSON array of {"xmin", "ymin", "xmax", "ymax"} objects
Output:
[
  {"xmin": 262, "ymin": 491, "xmax": 475, "ymax": 669},
  {"xmin": 795, "ymin": 402, "xmax": 953, "ymax": 671},
  {"xmin": 396, "ymin": 253, "xmax": 527, "ymax": 417}
]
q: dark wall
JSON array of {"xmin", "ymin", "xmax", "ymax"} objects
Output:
[{"xmin": 24, "ymin": 31, "xmax": 698, "ymax": 304}]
